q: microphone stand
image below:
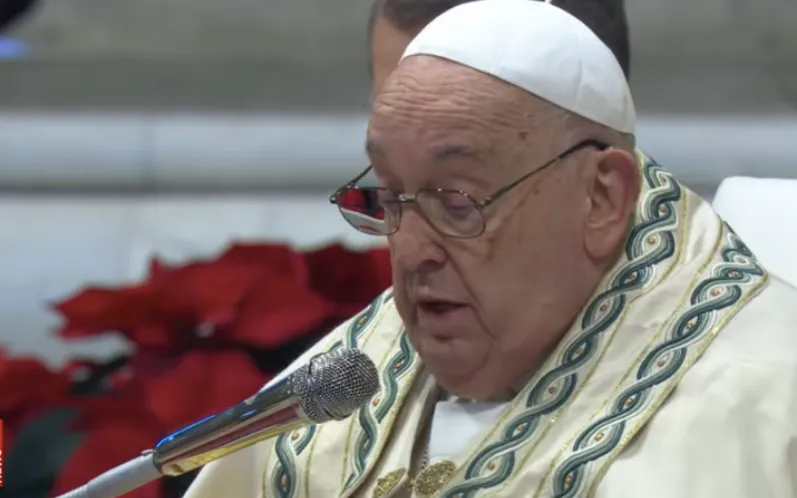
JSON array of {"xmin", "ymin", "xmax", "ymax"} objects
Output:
[
  {"xmin": 55, "ymin": 347, "xmax": 380, "ymax": 498},
  {"xmin": 56, "ymin": 376, "xmax": 307, "ymax": 498}
]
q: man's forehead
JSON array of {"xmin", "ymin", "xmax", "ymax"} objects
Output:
[
  {"xmin": 368, "ymin": 61, "xmax": 558, "ymax": 163},
  {"xmin": 367, "ymin": 108, "xmax": 498, "ymax": 167},
  {"xmin": 375, "ymin": 56, "xmax": 494, "ymax": 105}
]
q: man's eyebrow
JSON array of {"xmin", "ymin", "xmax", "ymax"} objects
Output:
[
  {"xmin": 365, "ymin": 140, "xmax": 484, "ymax": 163},
  {"xmin": 430, "ymin": 144, "xmax": 484, "ymax": 162}
]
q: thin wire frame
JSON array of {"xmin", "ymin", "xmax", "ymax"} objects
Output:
[{"xmin": 329, "ymin": 139, "xmax": 608, "ymax": 238}]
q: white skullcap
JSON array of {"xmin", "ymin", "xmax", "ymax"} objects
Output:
[{"xmin": 400, "ymin": 0, "xmax": 636, "ymax": 134}]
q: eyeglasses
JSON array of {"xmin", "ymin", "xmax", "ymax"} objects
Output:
[{"xmin": 329, "ymin": 139, "xmax": 608, "ymax": 239}]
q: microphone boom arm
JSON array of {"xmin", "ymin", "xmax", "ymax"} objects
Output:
[
  {"xmin": 153, "ymin": 376, "xmax": 306, "ymax": 476},
  {"xmin": 57, "ymin": 376, "xmax": 309, "ymax": 498},
  {"xmin": 53, "ymin": 348, "xmax": 380, "ymax": 498},
  {"xmin": 54, "ymin": 454, "xmax": 161, "ymax": 498}
]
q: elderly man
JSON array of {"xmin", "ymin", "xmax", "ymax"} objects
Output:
[{"xmin": 186, "ymin": 1, "xmax": 797, "ymax": 497}]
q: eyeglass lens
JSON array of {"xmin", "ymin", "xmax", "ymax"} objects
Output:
[{"xmin": 335, "ymin": 187, "xmax": 484, "ymax": 237}]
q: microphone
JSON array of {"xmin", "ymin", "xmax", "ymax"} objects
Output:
[{"xmin": 55, "ymin": 348, "xmax": 380, "ymax": 498}]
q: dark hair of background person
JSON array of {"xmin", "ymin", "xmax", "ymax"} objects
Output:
[
  {"xmin": 0, "ymin": 0, "xmax": 40, "ymax": 32},
  {"xmin": 367, "ymin": 0, "xmax": 631, "ymax": 80}
]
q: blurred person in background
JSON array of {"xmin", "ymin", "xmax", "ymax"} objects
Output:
[
  {"xmin": 0, "ymin": 0, "xmax": 38, "ymax": 31},
  {"xmin": 0, "ymin": 0, "xmax": 38, "ymax": 58},
  {"xmin": 184, "ymin": 1, "xmax": 797, "ymax": 497},
  {"xmin": 368, "ymin": 0, "xmax": 630, "ymax": 95}
]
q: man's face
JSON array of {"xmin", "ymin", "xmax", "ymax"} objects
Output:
[
  {"xmin": 367, "ymin": 57, "xmax": 602, "ymax": 398},
  {"xmin": 370, "ymin": 15, "xmax": 416, "ymax": 97}
]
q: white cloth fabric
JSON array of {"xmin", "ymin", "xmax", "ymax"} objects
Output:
[
  {"xmin": 713, "ymin": 176, "xmax": 797, "ymax": 288},
  {"xmin": 401, "ymin": 0, "xmax": 635, "ymax": 133},
  {"xmin": 427, "ymin": 400, "xmax": 507, "ymax": 463},
  {"xmin": 597, "ymin": 273, "xmax": 797, "ymax": 498}
]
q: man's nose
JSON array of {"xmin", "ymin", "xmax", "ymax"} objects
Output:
[{"xmin": 388, "ymin": 209, "xmax": 446, "ymax": 273}]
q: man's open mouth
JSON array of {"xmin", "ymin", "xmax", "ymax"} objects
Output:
[{"xmin": 418, "ymin": 300, "xmax": 465, "ymax": 314}]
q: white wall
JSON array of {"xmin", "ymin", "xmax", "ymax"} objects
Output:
[
  {"xmin": 1, "ymin": 114, "xmax": 795, "ymax": 192},
  {"xmin": 0, "ymin": 194, "xmax": 384, "ymax": 366}
]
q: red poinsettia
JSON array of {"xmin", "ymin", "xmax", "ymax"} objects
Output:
[
  {"xmin": 137, "ymin": 350, "xmax": 270, "ymax": 433},
  {"xmin": 53, "ymin": 242, "xmax": 391, "ymax": 352},
  {"xmin": 305, "ymin": 243, "xmax": 393, "ymax": 317},
  {"xmin": 51, "ymin": 350, "xmax": 271, "ymax": 498},
  {"xmin": 5, "ymin": 241, "xmax": 391, "ymax": 498}
]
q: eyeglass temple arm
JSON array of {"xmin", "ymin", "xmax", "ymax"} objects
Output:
[
  {"xmin": 478, "ymin": 170, "xmax": 539, "ymax": 208},
  {"xmin": 479, "ymin": 139, "xmax": 609, "ymax": 207},
  {"xmin": 329, "ymin": 165, "xmax": 374, "ymax": 204}
]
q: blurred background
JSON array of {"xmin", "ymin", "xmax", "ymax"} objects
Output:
[{"xmin": 0, "ymin": 0, "xmax": 796, "ymax": 364}]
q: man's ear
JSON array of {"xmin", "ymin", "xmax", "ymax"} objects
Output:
[{"xmin": 583, "ymin": 148, "xmax": 640, "ymax": 260}]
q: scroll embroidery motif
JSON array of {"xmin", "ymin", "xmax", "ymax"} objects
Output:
[
  {"xmin": 268, "ymin": 292, "xmax": 392, "ymax": 498},
  {"xmin": 547, "ymin": 225, "xmax": 766, "ymax": 498},
  {"xmin": 343, "ymin": 331, "xmax": 417, "ymax": 491}
]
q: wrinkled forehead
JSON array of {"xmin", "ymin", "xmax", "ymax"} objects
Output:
[{"xmin": 367, "ymin": 57, "xmax": 556, "ymax": 179}]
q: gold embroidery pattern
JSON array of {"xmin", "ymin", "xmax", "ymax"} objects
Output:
[
  {"xmin": 546, "ymin": 225, "xmax": 767, "ymax": 497},
  {"xmin": 414, "ymin": 461, "xmax": 457, "ymax": 497},
  {"xmin": 343, "ymin": 332, "xmax": 419, "ymax": 492},
  {"xmin": 373, "ymin": 469, "xmax": 407, "ymax": 498}
]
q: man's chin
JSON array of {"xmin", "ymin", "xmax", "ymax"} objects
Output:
[
  {"xmin": 422, "ymin": 359, "xmax": 491, "ymax": 399},
  {"xmin": 434, "ymin": 377, "xmax": 498, "ymax": 401}
]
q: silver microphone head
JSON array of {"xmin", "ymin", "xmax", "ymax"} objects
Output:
[{"xmin": 291, "ymin": 348, "xmax": 380, "ymax": 423}]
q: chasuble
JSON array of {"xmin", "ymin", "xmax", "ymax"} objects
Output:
[{"xmin": 184, "ymin": 151, "xmax": 797, "ymax": 498}]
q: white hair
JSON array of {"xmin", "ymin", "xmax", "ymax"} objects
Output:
[{"xmin": 561, "ymin": 110, "xmax": 636, "ymax": 152}]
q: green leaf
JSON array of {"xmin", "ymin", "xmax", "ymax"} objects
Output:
[{"xmin": 3, "ymin": 408, "xmax": 85, "ymax": 498}]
